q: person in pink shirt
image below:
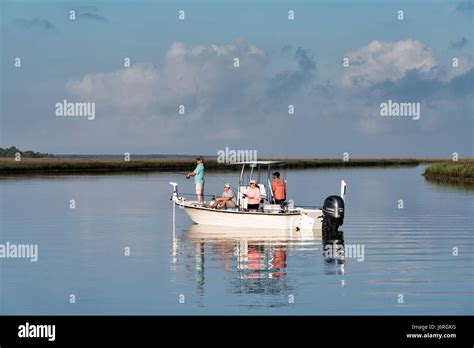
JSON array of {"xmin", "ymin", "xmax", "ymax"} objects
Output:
[{"xmin": 244, "ymin": 180, "xmax": 261, "ymax": 211}]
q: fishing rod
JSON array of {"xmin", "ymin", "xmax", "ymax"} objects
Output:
[
  {"xmin": 172, "ymin": 171, "xmax": 191, "ymax": 178},
  {"xmin": 172, "ymin": 171, "xmax": 262, "ymax": 201},
  {"xmin": 172, "ymin": 170, "xmax": 238, "ymax": 194},
  {"xmin": 171, "ymin": 172, "xmax": 220, "ymax": 198},
  {"xmin": 178, "ymin": 192, "xmax": 216, "ymax": 198}
]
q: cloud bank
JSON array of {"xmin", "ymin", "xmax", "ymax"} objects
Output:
[
  {"xmin": 340, "ymin": 40, "xmax": 439, "ymax": 88},
  {"xmin": 66, "ymin": 39, "xmax": 473, "ymax": 145}
]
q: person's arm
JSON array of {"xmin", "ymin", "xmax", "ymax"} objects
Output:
[
  {"xmin": 217, "ymin": 193, "xmax": 227, "ymax": 201},
  {"xmin": 272, "ymin": 180, "xmax": 276, "ymax": 193},
  {"xmin": 187, "ymin": 165, "xmax": 201, "ymax": 177}
]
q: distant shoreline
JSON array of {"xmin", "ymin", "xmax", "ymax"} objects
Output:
[{"xmin": 0, "ymin": 157, "xmax": 446, "ymax": 175}]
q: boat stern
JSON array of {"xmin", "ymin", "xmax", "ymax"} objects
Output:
[{"xmin": 297, "ymin": 208, "xmax": 323, "ymax": 230}]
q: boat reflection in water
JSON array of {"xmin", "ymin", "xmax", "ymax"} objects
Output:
[{"xmin": 178, "ymin": 224, "xmax": 346, "ymax": 298}]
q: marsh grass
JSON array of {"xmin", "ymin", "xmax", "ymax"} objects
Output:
[
  {"xmin": 423, "ymin": 161, "xmax": 474, "ymax": 184},
  {"xmin": 0, "ymin": 157, "xmax": 430, "ymax": 175}
]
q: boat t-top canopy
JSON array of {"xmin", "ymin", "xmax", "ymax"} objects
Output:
[
  {"xmin": 231, "ymin": 161, "xmax": 289, "ymax": 205},
  {"xmin": 229, "ymin": 160, "xmax": 286, "ymax": 166}
]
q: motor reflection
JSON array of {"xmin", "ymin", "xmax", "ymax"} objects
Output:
[{"xmin": 322, "ymin": 226, "xmax": 345, "ymax": 275}]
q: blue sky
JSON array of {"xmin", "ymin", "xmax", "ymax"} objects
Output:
[{"xmin": 1, "ymin": 0, "xmax": 473, "ymax": 157}]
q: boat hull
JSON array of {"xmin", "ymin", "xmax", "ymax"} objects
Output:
[{"xmin": 176, "ymin": 200, "xmax": 322, "ymax": 230}]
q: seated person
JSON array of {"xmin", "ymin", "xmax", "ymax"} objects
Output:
[
  {"xmin": 212, "ymin": 183, "xmax": 236, "ymax": 209},
  {"xmin": 243, "ymin": 180, "xmax": 261, "ymax": 211}
]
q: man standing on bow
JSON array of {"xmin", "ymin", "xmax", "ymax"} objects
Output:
[{"xmin": 187, "ymin": 156, "xmax": 205, "ymax": 204}]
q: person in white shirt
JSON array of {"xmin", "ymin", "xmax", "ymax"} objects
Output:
[{"xmin": 212, "ymin": 183, "xmax": 236, "ymax": 209}]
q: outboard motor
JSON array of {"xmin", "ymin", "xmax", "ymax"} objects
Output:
[
  {"xmin": 322, "ymin": 195, "xmax": 345, "ymax": 237},
  {"xmin": 322, "ymin": 181, "xmax": 346, "ymax": 265},
  {"xmin": 322, "ymin": 195, "xmax": 345, "ymax": 264}
]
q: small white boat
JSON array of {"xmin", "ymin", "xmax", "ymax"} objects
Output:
[{"xmin": 170, "ymin": 161, "xmax": 346, "ymax": 231}]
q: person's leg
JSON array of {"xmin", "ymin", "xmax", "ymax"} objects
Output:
[
  {"xmin": 199, "ymin": 185, "xmax": 204, "ymax": 204},
  {"xmin": 196, "ymin": 183, "xmax": 203, "ymax": 204},
  {"xmin": 247, "ymin": 203, "xmax": 259, "ymax": 211},
  {"xmin": 224, "ymin": 201, "xmax": 236, "ymax": 209}
]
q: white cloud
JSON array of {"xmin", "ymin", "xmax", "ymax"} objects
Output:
[
  {"xmin": 341, "ymin": 40, "xmax": 439, "ymax": 88},
  {"xmin": 66, "ymin": 40, "xmax": 268, "ymax": 121},
  {"xmin": 446, "ymin": 55, "xmax": 474, "ymax": 80},
  {"xmin": 66, "ymin": 63, "xmax": 159, "ymax": 114}
]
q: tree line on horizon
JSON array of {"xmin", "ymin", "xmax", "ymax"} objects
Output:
[{"xmin": 0, "ymin": 146, "xmax": 54, "ymax": 158}]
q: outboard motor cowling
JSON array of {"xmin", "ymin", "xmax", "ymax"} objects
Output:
[
  {"xmin": 322, "ymin": 195, "xmax": 345, "ymax": 236},
  {"xmin": 323, "ymin": 195, "xmax": 345, "ymax": 220}
]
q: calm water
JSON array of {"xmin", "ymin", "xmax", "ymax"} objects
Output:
[{"xmin": 1, "ymin": 166, "xmax": 473, "ymax": 315}]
